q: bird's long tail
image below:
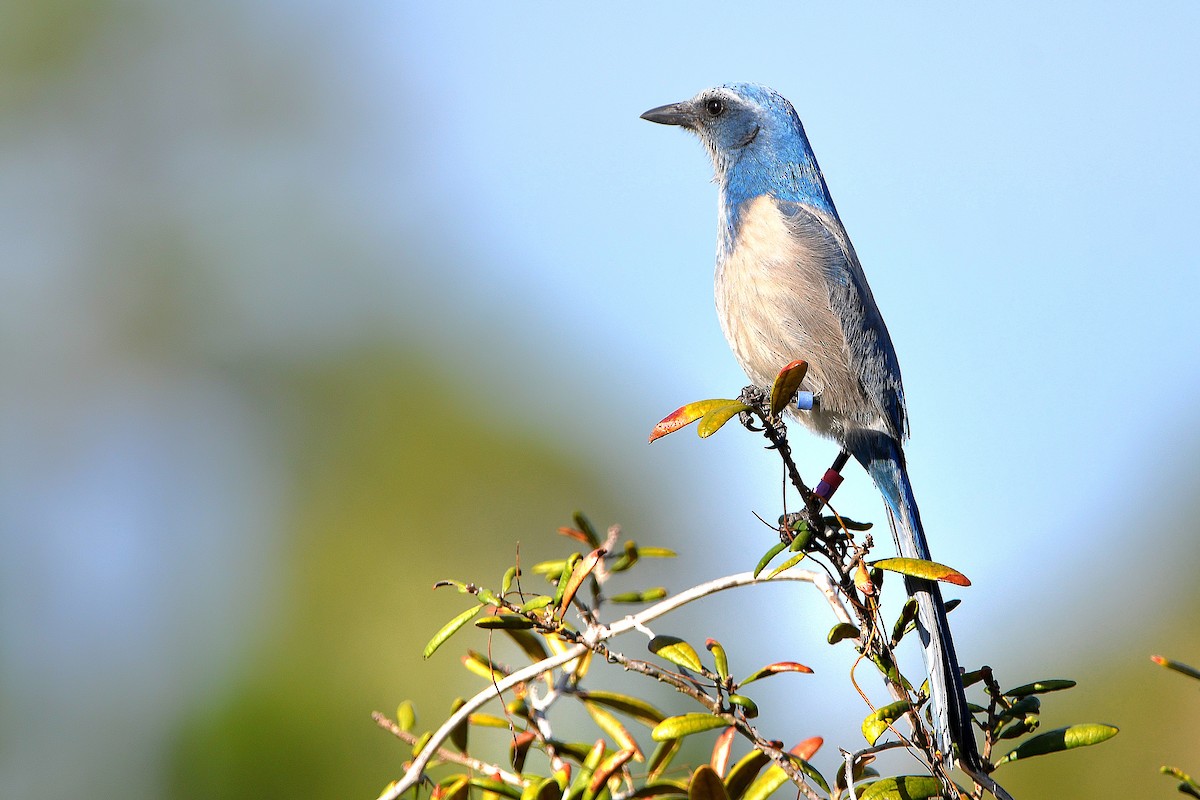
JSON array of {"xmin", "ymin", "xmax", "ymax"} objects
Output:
[{"xmin": 848, "ymin": 432, "xmax": 981, "ymax": 772}]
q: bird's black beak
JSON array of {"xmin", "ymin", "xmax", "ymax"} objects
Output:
[{"xmin": 640, "ymin": 101, "xmax": 696, "ymax": 128}]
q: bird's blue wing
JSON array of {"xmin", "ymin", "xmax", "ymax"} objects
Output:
[{"xmin": 777, "ymin": 199, "xmax": 908, "ymax": 441}]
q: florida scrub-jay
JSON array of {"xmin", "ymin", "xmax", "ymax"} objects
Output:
[{"xmin": 642, "ymin": 83, "xmax": 980, "ymax": 771}]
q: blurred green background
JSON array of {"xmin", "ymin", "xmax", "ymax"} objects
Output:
[{"xmin": 3, "ymin": 3, "xmax": 1199, "ymax": 798}]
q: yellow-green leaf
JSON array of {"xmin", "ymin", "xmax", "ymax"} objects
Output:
[
  {"xmin": 647, "ymin": 738, "xmax": 682, "ymax": 781},
  {"xmin": 741, "ymin": 738, "xmax": 824, "ymax": 800},
  {"xmin": 723, "ymin": 749, "xmax": 770, "ymax": 800},
  {"xmin": 423, "ymin": 606, "xmax": 483, "ymax": 659},
  {"xmin": 689, "ymin": 765, "xmax": 731, "ymax": 800},
  {"xmin": 861, "ymin": 701, "xmax": 912, "ymax": 746},
  {"xmin": 870, "ymin": 557, "xmax": 970, "ymax": 586},
  {"xmin": 501, "ymin": 566, "xmax": 520, "ymax": 595},
  {"xmin": 697, "ymin": 402, "xmax": 751, "ymax": 438},
  {"xmin": 444, "ymin": 776, "xmax": 471, "ymax": 800},
  {"xmin": 396, "ymin": 699, "xmax": 415, "ymax": 732},
  {"xmin": 468, "ymin": 777, "xmax": 522, "ymax": 799},
  {"xmin": 585, "ymin": 701, "xmax": 643, "ymax": 761},
  {"xmin": 651, "ymin": 713, "xmax": 726, "ymax": 741},
  {"xmin": 858, "ymin": 776, "xmax": 944, "ymax": 799},
  {"xmin": 706, "ymin": 639, "xmax": 730, "ymax": 682},
  {"xmin": 578, "ymin": 690, "xmax": 666, "ymax": 726},
  {"xmin": 609, "ymin": 587, "xmax": 669, "ymax": 603},
  {"xmin": 504, "ymin": 627, "xmax": 550, "ymax": 663},
  {"xmin": 476, "ymin": 614, "xmax": 535, "ymax": 630},
  {"xmin": 769, "ymin": 359, "xmax": 808, "ymax": 416},
  {"xmin": 638, "ymin": 547, "xmax": 677, "ymax": 558},
  {"xmin": 650, "ymin": 400, "xmax": 740, "ymax": 443},
  {"xmin": 649, "ymin": 635, "xmax": 704, "ymax": 672},
  {"xmin": 766, "ymin": 552, "xmax": 806, "ymax": 579},
  {"xmin": 519, "ymin": 595, "xmax": 555, "ymax": 613},
  {"xmin": 997, "ymin": 723, "xmax": 1119, "ymax": 764},
  {"xmin": 468, "ymin": 713, "xmax": 511, "ymax": 728}
]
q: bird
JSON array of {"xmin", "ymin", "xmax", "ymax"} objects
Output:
[{"xmin": 641, "ymin": 83, "xmax": 981, "ymax": 772}]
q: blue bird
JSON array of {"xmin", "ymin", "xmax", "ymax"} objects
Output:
[{"xmin": 642, "ymin": 84, "xmax": 981, "ymax": 772}]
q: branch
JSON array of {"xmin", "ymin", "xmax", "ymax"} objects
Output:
[{"xmin": 381, "ymin": 567, "xmax": 846, "ymax": 799}]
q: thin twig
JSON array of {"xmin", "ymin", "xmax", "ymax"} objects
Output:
[{"xmin": 381, "ymin": 568, "xmax": 842, "ymax": 800}]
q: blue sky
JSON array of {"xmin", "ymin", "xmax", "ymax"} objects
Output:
[{"xmin": 389, "ymin": 2, "xmax": 1200, "ymax": 597}]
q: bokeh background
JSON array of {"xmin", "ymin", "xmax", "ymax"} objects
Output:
[{"xmin": 4, "ymin": 2, "xmax": 1200, "ymax": 798}]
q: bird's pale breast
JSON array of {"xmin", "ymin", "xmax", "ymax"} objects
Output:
[{"xmin": 715, "ymin": 195, "xmax": 877, "ymax": 441}]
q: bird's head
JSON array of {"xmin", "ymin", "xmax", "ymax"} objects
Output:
[
  {"xmin": 641, "ymin": 83, "xmax": 805, "ymax": 177},
  {"xmin": 641, "ymin": 83, "xmax": 834, "ymax": 221}
]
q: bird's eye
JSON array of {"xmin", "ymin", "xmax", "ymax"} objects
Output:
[{"xmin": 705, "ymin": 98, "xmax": 725, "ymax": 117}]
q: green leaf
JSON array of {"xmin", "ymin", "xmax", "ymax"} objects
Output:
[
  {"xmin": 503, "ymin": 627, "xmax": 550, "ymax": 663},
  {"xmin": 609, "ymin": 540, "xmax": 640, "ymax": 573},
  {"xmin": 1161, "ymin": 767, "xmax": 1200, "ymax": 797},
  {"xmin": 822, "ymin": 515, "xmax": 872, "ymax": 531},
  {"xmin": 449, "ymin": 697, "xmax": 469, "ymax": 751},
  {"xmin": 827, "ymin": 622, "xmax": 860, "ymax": 645},
  {"xmin": 501, "ymin": 566, "xmax": 520, "ymax": 595},
  {"xmin": 649, "ymin": 635, "xmax": 704, "ymax": 672},
  {"xmin": 869, "ymin": 557, "xmax": 970, "ymax": 586},
  {"xmin": 468, "ymin": 713, "xmax": 512, "ymax": 728},
  {"xmin": 858, "ymin": 776, "xmax": 944, "ymax": 799},
  {"xmin": 444, "ymin": 776, "xmax": 471, "ymax": 800},
  {"xmin": 647, "ymin": 738, "xmax": 682, "ymax": 781},
  {"xmin": 552, "ymin": 553, "xmax": 583, "ymax": 606},
  {"xmin": 609, "ymin": 587, "xmax": 668, "ymax": 603},
  {"xmin": 727, "ymin": 694, "xmax": 758, "ymax": 718},
  {"xmin": 689, "ymin": 765, "xmax": 731, "ymax": 800},
  {"xmin": 574, "ymin": 512, "xmax": 602, "ymax": 547},
  {"xmin": 706, "ymin": 639, "xmax": 730, "ymax": 682},
  {"xmin": 861, "ymin": 700, "xmax": 912, "ymax": 746},
  {"xmin": 396, "ymin": 700, "xmax": 416, "ymax": 732},
  {"xmin": 765, "ymin": 552, "xmax": 806, "ymax": 579},
  {"xmin": 468, "ymin": 777, "xmax": 522, "ymax": 799},
  {"xmin": 1005, "ymin": 679, "xmax": 1076, "ymax": 697},
  {"xmin": 411, "ymin": 729, "xmax": 432, "ymax": 758},
  {"xmin": 519, "ymin": 595, "xmax": 554, "ymax": 613},
  {"xmin": 631, "ymin": 783, "xmax": 688, "ymax": 799},
  {"xmin": 522, "ymin": 779, "xmax": 562, "ymax": 800},
  {"xmin": 697, "ymin": 402, "xmax": 751, "ymax": 438},
  {"xmin": 753, "ymin": 541, "xmax": 788, "ymax": 579},
  {"xmin": 559, "ymin": 548, "xmax": 606, "ymax": 616},
  {"xmin": 890, "ymin": 598, "xmax": 919, "ymax": 645},
  {"xmin": 649, "ymin": 399, "xmax": 741, "ymax": 442},
  {"xmin": 723, "ymin": 749, "xmax": 770, "ymax": 800},
  {"xmin": 1152, "ymin": 656, "xmax": 1200, "ymax": 681},
  {"xmin": 769, "ymin": 360, "xmax": 808, "ymax": 416},
  {"xmin": 997, "ymin": 723, "xmax": 1119, "ymax": 764},
  {"xmin": 476, "ymin": 614, "xmax": 535, "ymax": 630},
  {"xmin": 423, "ymin": 606, "xmax": 483, "ymax": 659},
  {"xmin": 651, "ymin": 713, "xmax": 727, "ymax": 741},
  {"xmin": 577, "ymin": 690, "xmax": 666, "ymax": 726},
  {"xmin": 738, "ymin": 662, "xmax": 813, "ymax": 686}
]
